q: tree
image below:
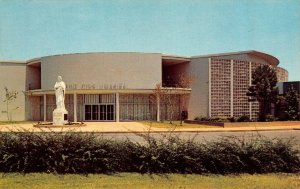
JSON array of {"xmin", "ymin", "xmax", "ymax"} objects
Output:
[
  {"xmin": 151, "ymin": 83, "xmax": 164, "ymax": 122},
  {"xmin": 151, "ymin": 74, "xmax": 195, "ymax": 125},
  {"xmin": 285, "ymin": 85, "xmax": 299, "ymax": 120},
  {"xmin": 247, "ymin": 65, "xmax": 278, "ymax": 121},
  {"xmin": 3, "ymin": 87, "xmax": 19, "ymax": 121},
  {"xmin": 151, "ymin": 83, "xmax": 177, "ymax": 124},
  {"xmin": 275, "ymin": 95, "xmax": 289, "ymax": 121}
]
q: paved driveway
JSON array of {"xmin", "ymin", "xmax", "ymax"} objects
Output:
[
  {"xmin": 1, "ymin": 122, "xmax": 299, "ymax": 149},
  {"xmin": 100, "ymin": 130, "xmax": 300, "ymax": 149},
  {"xmin": 1, "ymin": 121, "xmax": 300, "ymax": 133},
  {"xmin": 0, "ymin": 122, "xmax": 150, "ymax": 132}
]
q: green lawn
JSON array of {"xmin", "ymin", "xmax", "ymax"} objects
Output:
[
  {"xmin": 0, "ymin": 121, "xmax": 36, "ymax": 125},
  {"xmin": 1, "ymin": 173, "xmax": 299, "ymax": 189},
  {"xmin": 142, "ymin": 121, "xmax": 216, "ymax": 129}
]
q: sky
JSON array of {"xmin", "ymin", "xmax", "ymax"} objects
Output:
[{"xmin": 0, "ymin": 0, "xmax": 299, "ymax": 81}]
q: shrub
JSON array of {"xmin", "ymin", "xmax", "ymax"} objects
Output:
[
  {"xmin": 194, "ymin": 116, "xmax": 201, "ymax": 120},
  {"xmin": 277, "ymin": 111, "xmax": 289, "ymax": 121},
  {"xmin": 237, "ymin": 115, "xmax": 250, "ymax": 122},
  {"xmin": 0, "ymin": 131, "xmax": 299, "ymax": 174},
  {"xmin": 0, "ymin": 132, "xmax": 131, "ymax": 174},
  {"xmin": 227, "ymin": 117, "xmax": 236, "ymax": 122},
  {"xmin": 194, "ymin": 116, "xmax": 230, "ymax": 122},
  {"xmin": 297, "ymin": 113, "xmax": 300, "ymax": 121},
  {"xmin": 265, "ymin": 114, "xmax": 275, "ymax": 122}
]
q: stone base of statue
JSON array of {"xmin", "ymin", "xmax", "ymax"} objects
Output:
[{"xmin": 53, "ymin": 108, "xmax": 68, "ymax": 126}]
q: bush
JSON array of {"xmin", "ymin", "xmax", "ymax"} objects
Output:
[
  {"xmin": 297, "ymin": 113, "xmax": 300, "ymax": 121},
  {"xmin": 0, "ymin": 132, "xmax": 131, "ymax": 174},
  {"xmin": 194, "ymin": 116, "xmax": 229, "ymax": 122},
  {"xmin": 265, "ymin": 114, "xmax": 275, "ymax": 122},
  {"xmin": 194, "ymin": 116, "xmax": 201, "ymax": 120},
  {"xmin": 212, "ymin": 116, "xmax": 229, "ymax": 122},
  {"xmin": 237, "ymin": 115, "xmax": 250, "ymax": 122},
  {"xmin": 227, "ymin": 117, "xmax": 236, "ymax": 122},
  {"xmin": 277, "ymin": 112, "xmax": 289, "ymax": 121},
  {"xmin": 195, "ymin": 116, "xmax": 254, "ymax": 123},
  {"xmin": 0, "ymin": 131, "xmax": 299, "ymax": 174}
]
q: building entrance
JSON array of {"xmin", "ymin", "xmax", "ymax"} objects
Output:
[
  {"xmin": 83, "ymin": 94, "xmax": 116, "ymax": 121},
  {"xmin": 84, "ymin": 104, "xmax": 115, "ymax": 121}
]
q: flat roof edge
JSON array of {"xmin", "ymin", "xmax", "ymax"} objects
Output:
[
  {"xmin": 191, "ymin": 50, "xmax": 256, "ymax": 58},
  {"xmin": 38, "ymin": 52, "xmax": 163, "ymax": 60},
  {"xmin": 0, "ymin": 60, "xmax": 26, "ymax": 64},
  {"xmin": 191, "ymin": 50, "xmax": 279, "ymax": 66},
  {"xmin": 162, "ymin": 54, "xmax": 190, "ymax": 59},
  {"xmin": 26, "ymin": 57, "xmax": 42, "ymax": 63}
]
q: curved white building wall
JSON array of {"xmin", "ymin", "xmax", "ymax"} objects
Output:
[
  {"xmin": 275, "ymin": 67, "xmax": 288, "ymax": 82},
  {"xmin": 41, "ymin": 53, "xmax": 162, "ymax": 91}
]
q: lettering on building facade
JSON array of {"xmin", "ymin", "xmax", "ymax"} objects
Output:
[{"xmin": 66, "ymin": 83, "xmax": 126, "ymax": 90}]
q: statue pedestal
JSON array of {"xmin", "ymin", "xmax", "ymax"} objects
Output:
[{"xmin": 53, "ymin": 108, "xmax": 68, "ymax": 126}]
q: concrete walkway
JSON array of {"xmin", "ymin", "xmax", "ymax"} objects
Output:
[{"xmin": 1, "ymin": 122, "xmax": 300, "ymax": 133}]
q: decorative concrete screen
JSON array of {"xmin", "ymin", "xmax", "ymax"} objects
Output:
[{"xmin": 210, "ymin": 58, "xmax": 231, "ymax": 117}]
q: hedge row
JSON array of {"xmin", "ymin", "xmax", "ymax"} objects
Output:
[{"xmin": 0, "ymin": 131, "xmax": 299, "ymax": 174}]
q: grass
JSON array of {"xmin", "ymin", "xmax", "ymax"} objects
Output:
[
  {"xmin": 0, "ymin": 173, "xmax": 299, "ymax": 189},
  {"xmin": 0, "ymin": 121, "xmax": 36, "ymax": 125},
  {"xmin": 141, "ymin": 121, "xmax": 216, "ymax": 129}
]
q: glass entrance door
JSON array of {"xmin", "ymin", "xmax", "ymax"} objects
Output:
[{"xmin": 85, "ymin": 104, "xmax": 115, "ymax": 121}]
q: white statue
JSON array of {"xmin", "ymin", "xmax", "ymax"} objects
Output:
[
  {"xmin": 53, "ymin": 76, "xmax": 68, "ymax": 125},
  {"xmin": 54, "ymin": 76, "xmax": 66, "ymax": 111}
]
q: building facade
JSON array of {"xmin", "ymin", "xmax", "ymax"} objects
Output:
[
  {"xmin": 0, "ymin": 51, "xmax": 288, "ymax": 122},
  {"xmin": 278, "ymin": 81, "xmax": 300, "ymax": 94}
]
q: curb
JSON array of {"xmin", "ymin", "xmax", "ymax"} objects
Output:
[
  {"xmin": 87, "ymin": 128, "xmax": 300, "ymax": 134},
  {"xmin": 0, "ymin": 128, "xmax": 299, "ymax": 133}
]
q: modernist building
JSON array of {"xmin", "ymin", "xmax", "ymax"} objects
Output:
[
  {"xmin": 0, "ymin": 51, "xmax": 288, "ymax": 122},
  {"xmin": 278, "ymin": 81, "xmax": 300, "ymax": 94}
]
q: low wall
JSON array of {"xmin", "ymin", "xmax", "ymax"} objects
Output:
[{"xmin": 184, "ymin": 120, "xmax": 300, "ymax": 127}]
